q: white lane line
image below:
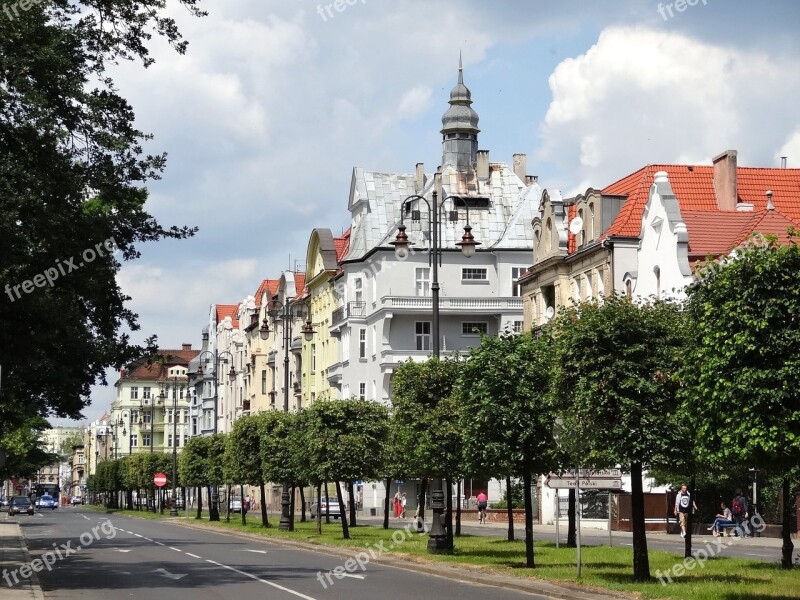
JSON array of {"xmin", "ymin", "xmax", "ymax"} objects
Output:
[
  {"xmin": 169, "ymin": 547, "xmax": 182, "ymax": 552},
  {"xmin": 185, "ymin": 553, "xmax": 202, "ymax": 559},
  {"xmin": 154, "ymin": 541, "xmax": 165, "ymax": 546},
  {"xmin": 342, "ymin": 574, "xmax": 365, "ymax": 580},
  {"xmin": 205, "ymin": 559, "xmax": 318, "ymax": 600},
  {"xmin": 79, "ymin": 514, "xmax": 90, "ymax": 521},
  {"xmin": 134, "ymin": 534, "xmax": 143, "ymax": 538},
  {"xmin": 143, "ymin": 538, "xmax": 153, "ymax": 542},
  {"xmin": 239, "ymin": 549, "xmax": 268, "ymax": 554}
]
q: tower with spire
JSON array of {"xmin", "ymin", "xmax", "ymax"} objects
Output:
[{"xmin": 441, "ymin": 53, "xmax": 480, "ymax": 171}]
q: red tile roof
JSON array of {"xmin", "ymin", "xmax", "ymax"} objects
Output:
[
  {"xmin": 216, "ymin": 304, "xmax": 239, "ymax": 328},
  {"xmin": 567, "ymin": 204, "xmax": 577, "ymax": 254},
  {"xmin": 334, "ymin": 228, "xmax": 351, "ymax": 262},
  {"xmin": 120, "ymin": 348, "xmax": 200, "ymax": 382},
  {"xmin": 254, "ymin": 279, "xmax": 279, "ymax": 306},
  {"xmin": 600, "ymin": 165, "xmax": 800, "ymax": 240},
  {"xmin": 683, "ymin": 209, "xmax": 797, "ymax": 260},
  {"xmin": 293, "ymin": 273, "xmax": 307, "ymax": 299}
]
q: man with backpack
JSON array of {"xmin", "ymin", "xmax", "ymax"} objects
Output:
[{"xmin": 731, "ymin": 489, "xmax": 750, "ymax": 537}]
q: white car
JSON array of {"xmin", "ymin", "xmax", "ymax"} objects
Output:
[{"xmin": 310, "ymin": 497, "xmax": 343, "ymax": 519}]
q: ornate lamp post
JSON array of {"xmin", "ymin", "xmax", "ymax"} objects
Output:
[
  {"xmin": 391, "ymin": 188, "xmax": 479, "ymax": 552},
  {"xmin": 257, "ymin": 298, "xmax": 316, "ymax": 531},
  {"xmin": 196, "ymin": 348, "xmax": 236, "ymax": 521}
]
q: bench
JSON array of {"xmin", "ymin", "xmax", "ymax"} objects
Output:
[{"xmin": 716, "ymin": 522, "xmax": 741, "ymax": 536}]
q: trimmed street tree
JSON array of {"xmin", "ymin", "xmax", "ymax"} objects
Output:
[
  {"xmin": 684, "ymin": 236, "xmax": 800, "ymax": 568},
  {"xmin": 259, "ymin": 411, "xmax": 300, "ymax": 530},
  {"xmin": 552, "ymin": 295, "xmax": 687, "ymax": 582},
  {"xmin": 180, "ymin": 437, "xmax": 209, "ymax": 519},
  {"xmin": 457, "ymin": 330, "xmax": 556, "ymax": 567},
  {"xmin": 225, "ymin": 415, "xmax": 265, "ymax": 526}
]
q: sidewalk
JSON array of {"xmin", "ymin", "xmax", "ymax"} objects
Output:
[{"xmin": 0, "ymin": 519, "xmax": 44, "ymax": 599}]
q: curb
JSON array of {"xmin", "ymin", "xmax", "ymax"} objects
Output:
[{"xmin": 6, "ymin": 520, "xmax": 46, "ymax": 600}]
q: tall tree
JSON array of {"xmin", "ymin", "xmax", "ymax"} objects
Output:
[
  {"xmin": 225, "ymin": 415, "xmax": 265, "ymax": 527},
  {"xmin": 0, "ymin": 1, "xmax": 205, "ymax": 433},
  {"xmin": 457, "ymin": 331, "xmax": 556, "ymax": 567},
  {"xmin": 552, "ymin": 295, "xmax": 686, "ymax": 581},
  {"xmin": 684, "ymin": 236, "xmax": 800, "ymax": 569}
]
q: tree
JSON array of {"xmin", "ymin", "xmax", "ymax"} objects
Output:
[
  {"xmin": 225, "ymin": 415, "xmax": 267, "ymax": 527},
  {"xmin": 392, "ymin": 356, "xmax": 463, "ymax": 549},
  {"xmin": 180, "ymin": 437, "xmax": 210, "ymax": 520},
  {"xmin": 0, "ymin": 1, "xmax": 205, "ymax": 432},
  {"xmin": 259, "ymin": 411, "xmax": 301, "ymax": 529},
  {"xmin": 301, "ymin": 399, "xmax": 390, "ymax": 540},
  {"xmin": 684, "ymin": 236, "xmax": 800, "ymax": 569},
  {"xmin": 0, "ymin": 416, "xmax": 53, "ymax": 480},
  {"xmin": 552, "ymin": 295, "xmax": 686, "ymax": 582},
  {"xmin": 457, "ymin": 331, "xmax": 556, "ymax": 567}
]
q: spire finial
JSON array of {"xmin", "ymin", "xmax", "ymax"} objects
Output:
[{"xmin": 458, "ymin": 50, "xmax": 463, "ymax": 84}]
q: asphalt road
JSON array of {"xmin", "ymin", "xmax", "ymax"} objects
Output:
[{"xmin": 16, "ymin": 508, "xmax": 558, "ymax": 600}]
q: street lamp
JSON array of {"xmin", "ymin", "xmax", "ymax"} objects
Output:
[
  {"xmin": 258, "ymin": 298, "xmax": 316, "ymax": 531},
  {"xmin": 391, "ymin": 188, "xmax": 480, "ymax": 552},
  {"xmin": 160, "ymin": 377, "xmax": 185, "ymax": 518},
  {"xmin": 195, "ymin": 347, "xmax": 236, "ymax": 521}
]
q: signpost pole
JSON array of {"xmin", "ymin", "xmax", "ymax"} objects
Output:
[
  {"xmin": 555, "ymin": 491, "xmax": 560, "ymax": 549},
  {"xmin": 576, "ymin": 469, "xmax": 581, "ymax": 578},
  {"xmin": 608, "ymin": 491, "xmax": 613, "ymax": 547}
]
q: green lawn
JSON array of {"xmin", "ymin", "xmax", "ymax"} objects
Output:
[{"xmin": 84, "ymin": 505, "xmax": 798, "ymax": 599}]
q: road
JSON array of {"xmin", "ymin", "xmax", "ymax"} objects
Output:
[{"xmin": 16, "ymin": 508, "xmax": 561, "ymax": 600}]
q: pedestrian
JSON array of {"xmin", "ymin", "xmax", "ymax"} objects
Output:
[
  {"xmin": 393, "ymin": 491, "xmax": 401, "ymax": 518},
  {"xmin": 673, "ymin": 483, "xmax": 697, "ymax": 538},
  {"xmin": 707, "ymin": 501, "xmax": 734, "ymax": 536},
  {"xmin": 476, "ymin": 491, "xmax": 488, "ymax": 524},
  {"xmin": 401, "ymin": 492, "xmax": 407, "ymax": 518},
  {"xmin": 731, "ymin": 488, "xmax": 750, "ymax": 537}
]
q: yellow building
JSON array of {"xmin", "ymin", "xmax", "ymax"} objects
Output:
[{"xmin": 303, "ymin": 228, "xmax": 350, "ymax": 405}]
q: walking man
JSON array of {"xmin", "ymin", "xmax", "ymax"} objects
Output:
[
  {"xmin": 731, "ymin": 488, "xmax": 750, "ymax": 537},
  {"xmin": 673, "ymin": 483, "xmax": 697, "ymax": 538}
]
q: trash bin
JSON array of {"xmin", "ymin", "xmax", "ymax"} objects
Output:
[{"xmin": 369, "ymin": 508, "xmax": 377, "ymax": 517}]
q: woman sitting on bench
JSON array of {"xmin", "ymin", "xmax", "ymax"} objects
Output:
[{"xmin": 708, "ymin": 501, "xmax": 734, "ymax": 536}]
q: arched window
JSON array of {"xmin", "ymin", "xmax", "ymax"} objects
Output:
[
  {"xmin": 577, "ymin": 209, "xmax": 585, "ymax": 246},
  {"xmin": 588, "ymin": 203, "xmax": 595, "ymax": 241},
  {"xmin": 626, "ymin": 279, "xmax": 632, "ymax": 298},
  {"xmin": 654, "ymin": 266, "xmax": 661, "ymax": 298},
  {"xmin": 545, "ymin": 219, "xmax": 553, "ymax": 253}
]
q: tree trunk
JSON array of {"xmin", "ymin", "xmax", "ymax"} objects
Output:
[
  {"xmin": 196, "ymin": 486, "xmax": 202, "ymax": 519},
  {"xmin": 456, "ymin": 480, "xmax": 462, "ymax": 537},
  {"xmin": 567, "ymin": 488, "xmax": 576, "ymax": 547},
  {"xmin": 630, "ymin": 461, "xmax": 651, "ymax": 581},
  {"xmin": 324, "ymin": 480, "xmax": 331, "ymax": 524},
  {"xmin": 289, "ymin": 484, "xmax": 295, "ymax": 531},
  {"xmin": 316, "ymin": 482, "xmax": 322, "ymax": 535},
  {"xmin": 260, "ymin": 482, "xmax": 269, "ymax": 527},
  {"xmin": 300, "ymin": 486, "xmax": 306, "ymax": 522},
  {"xmin": 240, "ymin": 484, "xmax": 246, "ymax": 526},
  {"xmin": 209, "ymin": 485, "xmax": 220, "ymax": 521},
  {"xmin": 684, "ymin": 474, "xmax": 696, "ymax": 558},
  {"xmin": 445, "ymin": 478, "xmax": 454, "ymax": 549},
  {"xmin": 335, "ymin": 480, "xmax": 350, "ymax": 540},
  {"xmin": 523, "ymin": 472, "xmax": 535, "ymax": 568},
  {"xmin": 383, "ymin": 477, "xmax": 391, "ymax": 529},
  {"xmin": 781, "ymin": 477, "xmax": 795, "ymax": 569},
  {"xmin": 225, "ymin": 484, "xmax": 231, "ymax": 522},
  {"xmin": 417, "ymin": 478, "xmax": 427, "ymax": 533},
  {"xmin": 348, "ymin": 481, "xmax": 357, "ymax": 527},
  {"xmin": 126, "ymin": 489, "xmax": 133, "ymax": 511},
  {"xmin": 505, "ymin": 476, "xmax": 514, "ymax": 541}
]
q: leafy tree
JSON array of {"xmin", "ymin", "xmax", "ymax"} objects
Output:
[
  {"xmin": 225, "ymin": 415, "xmax": 267, "ymax": 527},
  {"xmin": 457, "ymin": 331, "xmax": 556, "ymax": 567},
  {"xmin": 0, "ymin": 1, "xmax": 205, "ymax": 432},
  {"xmin": 684, "ymin": 236, "xmax": 800, "ymax": 568},
  {"xmin": 259, "ymin": 411, "xmax": 300, "ymax": 529},
  {"xmin": 0, "ymin": 416, "xmax": 53, "ymax": 480},
  {"xmin": 180, "ymin": 437, "xmax": 210, "ymax": 519},
  {"xmin": 552, "ymin": 295, "xmax": 686, "ymax": 581}
]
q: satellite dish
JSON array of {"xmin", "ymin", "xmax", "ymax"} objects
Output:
[
  {"xmin": 569, "ymin": 216, "xmax": 584, "ymax": 236},
  {"xmin": 544, "ymin": 306, "xmax": 555, "ymax": 321}
]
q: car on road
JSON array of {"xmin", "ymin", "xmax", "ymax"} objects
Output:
[
  {"xmin": 8, "ymin": 496, "xmax": 35, "ymax": 516},
  {"xmin": 228, "ymin": 496, "xmax": 244, "ymax": 513},
  {"xmin": 310, "ymin": 497, "xmax": 343, "ymax": 519},
  {"xmin": 36, "ymin": 495, "xmax": 57, "ymax": 510},
  {"xmin": 0, "ymin": 497, "xmax": 8, "ymax": 511},
  {"xmin": 70, "ymin": 496, "xmax": 83, "ymax": 506}
]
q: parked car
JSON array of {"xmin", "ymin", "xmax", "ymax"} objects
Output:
[
  {"xmin": 228, "ymin": 496, "xmax": 244, "ymax": 513},
  {"xmin": 70, "ymin": 496, "xmax": 83, "ymax": 506},
  {"xmin": 0, "ymin": 497, "xmax": 9, "ymax": 511},
  {"xmin": 37, "ymin": 495, "xmax": 57, "ymax": 510},
  {"xmin": 310, "ymin": 497, "xmax": 343, "ymax": 519},
  {"xmin": 8, "ymin": 496, "xmax": 35, "ymax": 516}
]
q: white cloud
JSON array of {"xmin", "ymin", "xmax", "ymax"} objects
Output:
[
  {"xmin": 777, "ymin": 131, "xmax": 800, "ymax": 167},
  {"xmin": 397, "ymin": 86, "xmax": 434, "ymax": 120}
]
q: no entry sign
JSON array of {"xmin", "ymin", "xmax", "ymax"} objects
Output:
[{"xmin": 153, "ymin": 473, "xmax": 168, "ymax": 487}]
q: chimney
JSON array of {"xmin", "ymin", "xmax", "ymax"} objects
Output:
[
  {"xmin": 781, "ymin": 156, "xmax": 788, "ymax": 168},
  {"xmin": 477, "ymin": 150, "xmax": 490, "ymax": 179},
  {"xmin": 525, "ymin": 175, "xmax": 538, "ymax": 185},
  {"xmin": 182, "ymin": 343, "xmax": 192, "ymax": 351},
  {"xmin": 513, "ymin": 153, "xmax": 527, "ymax": 182},
  {"xmin": 713, "ymin": 149, "xmax": 738, "ymax": 211},
  {"xmin": 415, "ymin": 163, "xmax": 425, "ymax": 194},
  {"xmin": 766, "ymin": 190, "xmax": 774, "ymax": 211}
]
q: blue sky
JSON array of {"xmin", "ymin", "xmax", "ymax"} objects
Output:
[{"xmin": 60, "ymin": 0, "xmax": 800, "ymax": 426}]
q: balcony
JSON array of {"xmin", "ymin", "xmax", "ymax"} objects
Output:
[
  {"xmin": 327, "ymin": 362, "xmax": 343, "ymax": 386},
  {"xmin": 330, "ymin": 301, "xmax": 367, "ymax": 334},
  {"xmin": 379, "ymin": 296, "xmax": 522, "ymax": 314},
  {"xmin": 380, "ymin": 349, "xmax": 435, "ymax": 370}
]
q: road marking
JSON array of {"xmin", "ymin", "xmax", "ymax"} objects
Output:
[
  {"xmin": 342, "ymin": 573, "xmax": 365, "ymax": 580},
  {"xmin": 143, "ymin": 537, "xmax": 152, "ymax": 542},
  {"xmin": 79, "ymin": 514, "xmax": 90, "ymax": 521},
  {"xmin": 205, "ymin": 559, "xmax": 318, "ymax": 600},
  {"xmin": 154, "ymin": 541, "xmax": 165, "ymax": 546},
  {"xmin": 239, "ymin": 549, "xmax": 268, "ymax": 554},
  {"xmin": 134, "ymin": 534, "xmax": 143, "ymax": 538},
  {"xmin": 169, "ymin": 547, "xmax": 182, "ymax": 552},
  {"xmin": 186, "ymin": 553, "xmax": 202, "ymax": 559},
  {"xmin": 111, "ymin": 548, "xmax": 132, "ymax": 553},
  {"xmin": 153, "ymin": 568, "xmax": 186, "ymax": 580}
]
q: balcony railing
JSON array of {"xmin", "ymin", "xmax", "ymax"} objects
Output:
[
  {"xmin": 331, "ymin": 301, "xmax": 367, "ymax": 326},
  {"xmin": 379, "ymin": 296, "xmax": 523, "ymax": 312}
]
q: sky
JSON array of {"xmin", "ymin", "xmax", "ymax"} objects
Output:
[{"xmin": 59, "ymin": 0, "xmax": 800, "ymax": 427}]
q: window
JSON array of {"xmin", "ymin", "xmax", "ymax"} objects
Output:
[
  {"xmin": 143, "ymin": 412, "xmax": 152, "ymax": 425},
  {"xmin": 513, "ymin": 320, "xmax": 524, "ymax": 333},
  {"xmin": 261, "ymin": 370, "xmax": 267, "ymax": 395},
  {"xmin": 575, "ymin": 276, "xmax": 582, "ymax": 302},
  {"xmin": 167, "ymin": 434, "xmax": 173, "ymax": 447},
  {"xmin": 130, "ymin": 435, "xmax": 138, "ymax": 447},
  {"xmin": 462, "ymin": 322, "xmax": 488, "ymax": 336},
  {"xmin": 462, "ymin": 268, "xmax": 487, "ymax": 281},
  {"xmin": 142, "ymin": 386, "xmax": 151, "ymax": 399},
  {"xmin": 168, "ymin": 410, "xmax": 173, "ymax": 424},
  {"xmin": 354, "ymin": 278, "xmax": 363, "ymax": 303},
  {"xmin": 192, "ymin": 418, "xmax": 197, "ymax": 436},
  {"xmin": 183, "ymin": 435, "xmax": 189, "ymax": 446},
  {"xmin": 142, "ymin": 434, "xmax": 151, "ymax": 447},
  {"xmin": 512, "ymin": 267, "xmax": 525, "ymax": 297},
  {"xmin": 311, "ymin": 344, "xmax": 317, "ymax": 372},
  {"xmin": 342, "ymin": 329, "xmax": 350, "ymax": 362},
  {"xmin": 415, "ymin": 321, "xmax": 431, "ymax": 351},
  {"xmin": 415, "ymin": 268, "xmax": 430, "ymax": 296},
  {"xmin": 654, "ymin": 266, "xmax": 661, "ymax": 298},
  {"xmin": 131, "ymin": 410, "xmax": 139, "ymax": 423},
  {"xmin": 626, "ymin": 279, "xmax": 632, "ymax": 298},
  {"xmin": 342, "ymin": 383, "xmax": 350, "ymax": 398},
  {"xmin": 589, "ymin": 204, "xmax": 595, "ymax": 240},
  {"xmin": 130, "ymin": 386, "xmax": 138, "ymax": 399},
  {"xmin": 359, "ymin": 383, "xmax": 366, "ymax": 401},
  {"xmin": 371, "ymin": 325, "xmax": 377, "ymax": 357},
  {"xmin": 183, "ymin": 410, "xmax": 188, "ymax": 423},
  {"xmin": 359, "ymin": 329, "xmax": 366, "ymax": 359},
  {"xmin": 577, "ymin": 209, "xmax": 585, "ymax": 246}
]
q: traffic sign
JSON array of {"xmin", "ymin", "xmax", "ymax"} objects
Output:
[
  {"xmin": 153, "ymin": 473, "xmax": 168, "ymax": 488},
  {"xmin": 545, "ymin": 477, "xmax": 622, "ymax": 490}
]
